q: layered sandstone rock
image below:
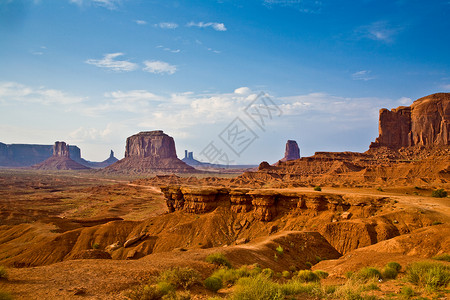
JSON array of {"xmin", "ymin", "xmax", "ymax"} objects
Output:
[
  {"xmin": 371, "ymin": 93, "xmax": 450, "ymax": 149},
  {"xmin": 161, "ymin": 186, "xmax": 386, "ymax": 222},
  {"xmin": 105, "ymin": 131, "xmax": 195, "ymax": 173},
  {"xmin": 281, "ymin": 140, "xmax": 300, "ymax": 161},
  {"xmin": 33, "ymin": 142, "xmax": 90, "ymax": 170}
]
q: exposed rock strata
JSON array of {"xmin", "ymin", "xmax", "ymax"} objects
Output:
[
  {"xmin": 281, "ymin": 140, "xmax": 300, "ymax": 161},
  {"xmin": 32, "ymin": 142, "xmax": 90, "ymax": 170}
]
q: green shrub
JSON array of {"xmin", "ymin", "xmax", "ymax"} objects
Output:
[
  {"xmin": 313, "ymin": 270, "xmax": 329, "ymax": 279},
  {"xmin": 405, "ymin": 261, "xmax": 450, "ymax": 290},
  {"xmin": 231, "ymin": 275, "xmax": 284, "ymax": 300},
  {"xmin": 92, "ymin": 243, "xmax": 100, "ymax": 249},
  {"xmin": 275, "ymin": 245, "xmax": 284, "ymax": 256},
  {"xmin": 305, "ymin": 262, "xmax": 312, "ymax": 269},
  {"xmin": 398, "ymin": 286, "xmax": 415, "ymax": 299},
  {"xmin": 126, "ymin": 284, "xmax": 163, "ymax": 300},
  {"xmin": 281, "ymin": 271, "xmax": 291, "ymax": 278},
  {"xmin": 158, "ymin": 267, "xmax": 201, "ymax": 290},
  {"xmin": 212, "ymin": 265, "xmax": 259, "ymax": 285},
  {"xmin": 382, "ymin": 267, "xmax": 398, "ymax": 279},
  {"xmin": 314, "ymin": 186, "xmax": 322, "ymax": 191},
  {"xmin": 156, "ymin": 281, "xmax": 175, "ymax": 295},
  {"xmin": 355, "ymin": 267, "xmax": 381, "ymax": 281},
  {"xmin": 261, "ymin": 268, "xmax": 274, "ymax": 278},
  {"xmin": 205, "ymin": 253, "xmax": 232, "ymax": 268},
  {"xmin": 386, "ymin": 262, "xmax": 401, "ymax": 272},
  {"xmin": 295, "ymin": 270, "xmax": 319, "ymax": 282},
  {"xmin": 432, "ymin": 221, "xmax": 443, "ymax": 226},
  {"xmin": 0, "ymin": 292, "xmax": 12, "ymax": 300},
  {"xmin": 431, "ymin": 189, "xmax": 447, "ymax": 198},
  {"xmin": 361, "ymin": 282, "xmax": 380, "ymax": 291},
  {"xmin": 432, "ymin": 253, "xmax": 450, "ymax": 262},
  {"xmin": 345, "ymin": 271, "xmax": 354, "ymax": 279},
  {"xmin": 315, "ymin": 256, "xmax": 322, "ymax": 263},
  {"xmin": 204, "ymin": 276, "xmax": 222, "ymax": 292},
  {"xmin": 280, "ymin": 281, "xmax": 322, "ymax": 296},
  {"xmin": 0, "ymin": 266, "xmax": 7, "ymax": 280}
]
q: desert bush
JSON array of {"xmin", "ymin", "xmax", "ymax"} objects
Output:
[
  {"xmin": 405, "ymin": 261, "xmax": 450, "ymax": 290},
  {"xmin": 313, "ymin": 270, "xmax": 329, "ymax": 279},
  {"xmin": 361, "ymin": 282, "xmax": 380, "ymax": 291},
  {"xmin": 205, "ymin": 253, "xmax": 232, "ymax": 268},
  {"xmin": 381, "ymin": 267, "xmax": 398, "ymax": 279},
  {"xmin": 295, "ymin": 270, "xmax": 319, "ymax": 282},
  {"xmin": 204, "ymin": 276, "xmax": 223, "ymax": 292},
  {"xmin": 398, "ymin": 286, "xmax": 415, "ymax": 299},
  {"xmin": 261, "ymin": 268, "xmax": 274, "ymax": 278},
  {"xmin": 0, "ymin": 291, "xmax": 12, "ymax": 300},
  {"xmin": 385, "ymin": 262, "xmax": 401, "ymax": 272},
  {"xmin": 158, "ymin": 267, "xmax": 201, "ymax": 290},
  {"xmin": 156, "ymin": 281, "xmax": 175, "ymax": 295},
  {"xmin": 0, "ymin": 266, "xmax": 7, "ymax": 280},
  {"xmin": 163, "ymin": 291, "xmax": 191, "ymax": 300},
  {"xmin": 280, "ymin": 281, "xmax": 322, "ymax": 296},
  {"xmin": 431, "ymin": 188, "xmax": 447, "ymax": 198},
  {"xmin": 432, "ymin": 221, "xmax": 443, "ymax": 225},
  {"xmin": 92, "ymin": 243, "xmax": 100, "ymax": 249},
  {"xmin": 281, "ymin": 271, "xmax": 291, "ymax": 278},
  {"xmin": 432, "ymin": 253, "xmax": 450, "ymax": 262},
  {"xmin": 275, "ymin": 245, "xmax": 284, "ymax": 256},
  {"xmin": 345, "ymin": 271, "xmax": 354, "ymax": 279},
  {"xmin": 354, "ymin": 267, "xmax": 381, "ymax": 281},
  {"xmin": 305, "ymin": 262, "xmax": 313, "ymax": 269},
  {"xmin": 231, "ymin": 275, "xmax": 284, "ymax": 300},
  {"xmin": 126, "ymin": 284, "xmax": 163, "ymax": 300},
  {"xmin": 211, "ymin": 265, "xmax": 259, "ymax": 285},
  {"xmin": 314, "ymin": 186, "xmax": 322, "ymax": 191}
]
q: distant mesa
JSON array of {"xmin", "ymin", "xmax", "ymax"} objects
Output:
[
  {"xmin": 280, "ymin": 140, "xmax": 300, "ymax": 162},
  {"xmin": 33, "ymin": 141, "xmax": 90, "ymax": 170},
  {"xmin": 182, "ymin": 149, "xmax": 258, "ymax": 170},
  {"xmin": 0, "ymin": 142, "xmax": 117, "ymax": 168},
  {"xmin": 104, "ymin": 130, "xmax": 196, "ymax": 174},
  {"xmin": 370, "ymin": 93, "xmax": 450, "ymax": 149}
]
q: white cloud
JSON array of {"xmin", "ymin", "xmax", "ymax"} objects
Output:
[
  {"xmin": 187, "ymin": 21, "xmax": 227, "ymax": 31},
  {"xmin": 155, "ymin": 22, "xmax": 178, "ymax": 29},
  {"xmin": 69, "ymin": 0, "xmax": 120, "ymax": 10},
  {"xmin": 135, "ymin": 20, "xmax": 147, "ymax": 25},
  {"xmin": 234, "ymin": 87, "xmax": 251, "ymax": 95},
  {"xmin": 143, "ymin": 60, "xmax": 177, "ymax": 75},
  {"xmin": 356, "ymin": 21, "xmax": 402, "ymax": 43},
  {"xmin": 352, "ymin": 70, "xmax": 375, "ymax": 81},
  {"xmin": 0, "ymin": 82, "xmax": 86, "ymax": 105},
  {"xmin": 397, "ymin": 97, "xmax": 412, "ymax": 105},
  {"xmin": 156, "ymin": 45, "xmax": 181, "ymax": 53},
  {"xmin": 85, "ymin": 53, "xmax": 138, "ymax": 72}
]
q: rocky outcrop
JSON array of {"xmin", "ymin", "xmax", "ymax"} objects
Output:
[
  {"xmin": 32, "ymin": 142, "xmax": 90, "ymax": 170},
  {"xmin": 281, "ymin": 140, "xmax": 300, "ymax": 161},
  {"xmin": 105, "ymin": 131, "xmax": 195, "ymax": 174},
  {"xmin": 371, "ymin": 93, "xmax": 450, "ymax": 149},
  {"xmin": 161, "ymin": 186, "xmax": 386, "ymax": 222}
]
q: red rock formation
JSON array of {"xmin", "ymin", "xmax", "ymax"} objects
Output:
[
  {"xmin": 371, "ymin": 93, "xmax": 450, "ymax": 149},
  {"xmin": 32, "ymin": 142, "xmax": 90, "ymax": 170},
  {"xmin": 105, "ymin": 131, "xmax": 195, "ymax": 174},
  {"xmin": 281, "ymin": 140, "xmax": 300, "ymax": 161}
]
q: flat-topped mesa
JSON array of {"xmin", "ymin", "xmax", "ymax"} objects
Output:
[
  {"xmin": 281, "ymin": 140, "xmax": 300, "ymax": 162},
  {"xmin": 53, "ymin": 141, "xmax": 70, "ymax": 157},
  {"xmin": 105, "ymin": 130, "xmax": 195, "ymax": 173},
  {"xmin": 125, "ymin": 130, "xmax": 177, "ymax": 159},
  {"xmin": 371, "ymin": 93, "xmax": 450, "ymax": 149}
]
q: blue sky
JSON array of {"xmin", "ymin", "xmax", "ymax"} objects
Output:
[{"xmin": 1, "ymin": 0, "xmax": 449, "ymax": 164}]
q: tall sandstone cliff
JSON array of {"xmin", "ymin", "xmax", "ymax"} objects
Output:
[
  {"xmin": 105, "ymin": 131, "xmax": 195, "ymax": 173},
  {"xmin": 371, "ymin": 93, "xmax": 450, "ymax": 149},
  {"xmin": 281, "ymin": 140, "xmax": 300, "ymax": 162}
]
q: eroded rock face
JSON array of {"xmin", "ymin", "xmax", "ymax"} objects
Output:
[
  {"xmin": 371, "ymin": 93, "xmax": 450, "ymax": 149},
  {"xmin": 281, "ymin": 140, "xmax": 300, "ymax": 161},
  {"xmin": 125, "ymin": 131, "xmax": 177, "ymax": 159},
  {"xmin": 53, "ymin": 141, "xmax": 70, "ymax": 157},
  {"xmin": 161, "ymin": 186, "xmax": 386, "ymax": 222}
]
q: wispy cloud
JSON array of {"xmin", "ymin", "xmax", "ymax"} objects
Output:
[
  {"xmin": 442, "ymin": 83, "xmax": 450, "ymax": 90},
  {"xmin": 355, "ymin": 21, "xmax": 402, "ymax": 43},
  {"xmin": 156, "ymin": 45, "xmax": 181, "ymax": 53},
  {"xmin": 30, "ymin": 46, "xmax": 47, "ymax": 56},
  {"xmin": 134, "ymin": 20, "xmax": 147, "ymax": 25},
  {"xmin": 263, "ymin": 0, "xmax": 322, "ymax": 13},
  {"xmin": 187, "ymin": 21, "xmax": 227, "ymax": 31},
  {"xmin": 69, "ymin": 0, "xmax": 121, "ymax": 10},
  {"xmin": 85, "ymin": 53, "xmax": 138, "ymax": 72},
  {"xmin": 143, "ymin": 60, "xmax": 177, "ymax": 75},
  {"xmin": 352, "ymin": 70, "xmax": 375, "ymax": 81},
  {"xmin": 0, "ymin": 82, "xmax": 86, "ymax": 105},
  {"xmin": 155, "ymin": 22, "xmax": 178, "ymax": 29}
]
